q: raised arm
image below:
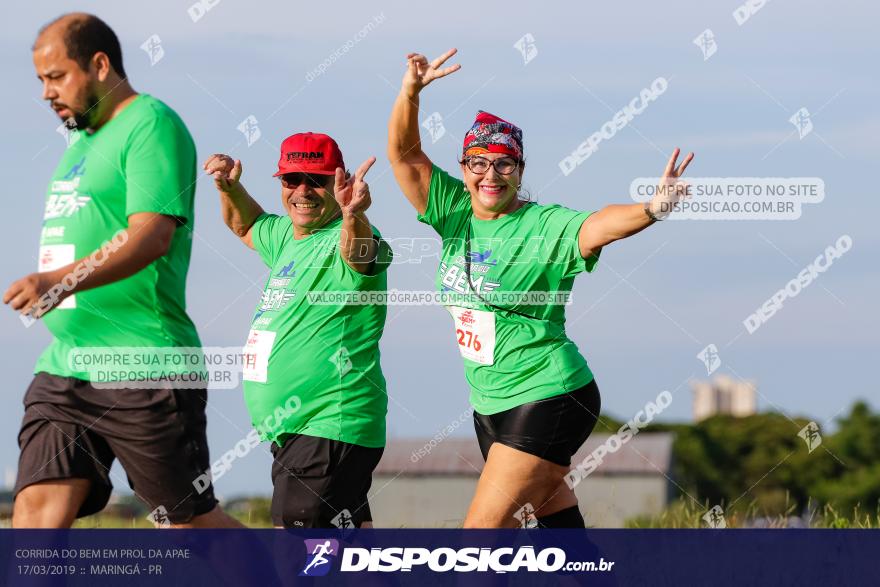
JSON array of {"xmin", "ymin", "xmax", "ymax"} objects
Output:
[
  {"xmin": 334, "ymin": 157, "xmax": 380, "ymax": 275},
  {"xmin": 203, "ymin": 154, "xmax": 264, "ymax": 249},
  {"xmin": 578, "ymin": 148, "xmax": 695, "ymax": 258},
  {"xmin": 387, "ymin": 48, "xmax": 461, "ymax": 215}
]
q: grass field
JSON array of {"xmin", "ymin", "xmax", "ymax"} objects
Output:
[
  {"xmin": 626, "ymin": 498, "xmax": 880, "ymax": 529},
  {"xmin": 2, "ymin": 495, "xmax": 875, "ymax": 528},
  {"xmin": 67, "ymin": 500, "xmax": 880, "ymax": 529}
]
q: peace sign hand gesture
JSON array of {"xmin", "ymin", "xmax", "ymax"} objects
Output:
[
  {"xmin": 335, "ymin": 156, "xmax": 376, "ymax": 218},
  {"xmin": 403, "ymin": 48, "xmax": 461, "ymax": 96},
  {"xmin": 649, "ymin": 148, "xmax": 695, "ymax": 220}
]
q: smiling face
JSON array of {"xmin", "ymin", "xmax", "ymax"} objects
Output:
[
  {"xmin": 460, "ymin": 153, "xmax": 525, "ymax": 218},
  {"xmin": 279, "ymin": 172, "xmax": 341, "ymax": 235},
  {"xmin": 33, "ymin": 27, "xmax": 105, "ymax": 130}
]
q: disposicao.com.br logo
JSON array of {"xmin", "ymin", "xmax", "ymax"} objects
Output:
[{"xmin": 300, "ymin": 539, "xmax": 615, "ymax": 574}]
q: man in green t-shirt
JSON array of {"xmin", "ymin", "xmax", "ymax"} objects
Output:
[
  {"xmin": 204, "ymin": 131, "xmax": 391, "ymax": 529},
  {"xmin": 388, "ymin": 48, "xmax": 694, "ymax": 528},
  {"xmin": 3, "ymin": 13, "xmax": 239, "ymax": 528}
]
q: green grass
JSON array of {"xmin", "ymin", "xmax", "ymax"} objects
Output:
[
  {"xmin": 626, "ymin": 498, "xmax": 880, "ymax": 528},
  {"xmin": 6, "ymin": 495, "xmax": 877, "ymax": 529}
]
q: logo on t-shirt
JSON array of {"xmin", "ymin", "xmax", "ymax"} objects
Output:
[
  {"xmin": 259, "ymin": 288, "xmax": 295, "ymax": 312},
  {"xmin": 466, "ymin": 248, "xmax": 497, "ymax": 265},
  {"xmin": 277, "ymin": 259, "xmax": 295, "ymax": 277},
  {"xmin": 439, "ymin": 261, "xmax": 500, "ymax": 295},
  {"xmin": 44, "ymin": 182, "xmax": 91, "ymax": 220},
  {"xmin": 62, "ymin": 156, "xmax": 87, "ymax": 180},
  {"xmin": 253, "ymin": 259, "xmax": 298, "ymax": 321},
  {"xmin": 41, "ymin": 226, "xmax": 66, "ymax": 240},
  {"xmin": 46, "ymin": 158, "xmax": 91, "ymax": 220}
]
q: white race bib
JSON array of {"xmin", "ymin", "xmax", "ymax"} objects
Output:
[
  {"xmin": 38, "ymin": 244, "xmax": 76, "ymax": 309},
  {"xmin": 448, "ymin": 306, "xmax": 495, "ymax": 365},
  {"xmin": 242, "ymin": 329, "xmax": 276, "ymax": 383}
]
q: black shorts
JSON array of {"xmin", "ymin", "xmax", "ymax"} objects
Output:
[
  {"xmin": 473, "ymin": 379, "xmax": 601, "ymax": 467},
  {"xmin": 14, "ymin": 372, "xmax": 218, "ymax": 524},
  {"xmin": 270, "ymin": 434, "xmax": 383, "ymax": 529}
]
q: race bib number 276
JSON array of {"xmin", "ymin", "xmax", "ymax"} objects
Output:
[{"xmin": 448, "ymin": 306, "xmax": 495, "ymax": 366}]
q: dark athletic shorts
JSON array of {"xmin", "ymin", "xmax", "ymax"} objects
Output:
[
  {"xmin": 14, "ymin": 372, "xmax": 218, "ymax": 524},
  {"xmin": 473, "ymin": 378, "xmax": 602, "ymax": 467},
  {"xmin": 270, "ymin": 433, "xmax": 383, "ymax": 529}
]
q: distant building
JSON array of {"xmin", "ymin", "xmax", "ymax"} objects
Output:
[
  {"xmin": 370, "ymin": 433, "xmax": 675, "ymax": 528},
  {"xmin": 692, "ymin": 375, "xmax": 757, "ymax": 421}
]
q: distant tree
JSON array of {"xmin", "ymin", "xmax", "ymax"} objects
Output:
[
  {"xmin": 647, "ymin": 413, "xmax": 837, "ymax": 515},
  {"xmin": 593, "ymin": 413, "xmax": 626, "ymax": 434},
  {"xmin": 810, "ymin": 401, "xmax": 880, "ymax": 513}
]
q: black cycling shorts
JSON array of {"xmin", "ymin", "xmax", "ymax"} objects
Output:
[{"xmin": 473, "ymin": 379, "xmax": 601, "ymax": 467}]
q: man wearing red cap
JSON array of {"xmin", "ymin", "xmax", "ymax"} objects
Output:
[
  {"xmin": 388, "ymin": 48, "xmax": 694, "ymax": 528},
  {"xmin": 204, "ymin": 133, "xmax": 391, "ymax": 529}
]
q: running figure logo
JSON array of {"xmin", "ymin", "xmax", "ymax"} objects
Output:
[
  {"xmin": 513, "ymin": 503, "xmax": 538, "ymax": 528},
  {"xmin": 56, "ymin": 117, "xmax": 80, "ymax": 147},
  {"xmin": 140, "ymin": 34, "xmax": 164, "ymax": 66},
  {"xmin": 146, "ymin": 505, "xmax": 171, "ymax": 528},
  {"xmin": 513, "ymin": 33, "xmax": 538, "ymax": 65},
  {"xmin": 798, "ymin": 421, "xmax": 822, "ymax": 453},
  {"xmin": 62, "ymin": 156, "xmax": 87, "ymax": 180},
  {"xmin": 697, "ymin": 344, "xmax": 721, "ymax": 375},
  {"xmin": 329, "ymin": 348, "xmax": 353, "ymax": 377},
  {"xmin": 693, "ymin": 29, "xmax": 717, "ymax": 61},
  {"xmin": 237, "ymin": 115, "xmax": 262, "ymax": 147},
  {"xmin": 331, "ymin": 508, "xmax": 355, "ymax": 529},
  {"xmin": 702, "ymin": 505, "xmax": 727, "ymax": 529},
  {"xmin": 422, "ymin": 112, "xmax": 446, "ymax": 143},
  {"xmin": 277, "ymin": 260, "xmax": 295, "ymax": 277},
  {"xmin": 300, "ymin": 539, "xmax": 340, "ymax": 577},
  {"xmin": 789, "ymin": 108, "xmax": 813, "ymax": 139}
]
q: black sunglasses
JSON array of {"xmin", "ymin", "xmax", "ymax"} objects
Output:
[{"xmin": 280, "ymin": 172, "xmax": 330, "ymax": 189}]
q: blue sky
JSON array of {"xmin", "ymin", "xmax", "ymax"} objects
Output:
[{"xmin": 0, "ymin": 0, "xmax": 876, "ymax": 498}]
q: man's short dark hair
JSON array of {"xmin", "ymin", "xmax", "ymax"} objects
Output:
[{"xmin": 36, "ymin": 14, "xmax": 126, "ymax": 78}]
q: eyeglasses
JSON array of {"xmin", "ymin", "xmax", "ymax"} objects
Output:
[
  {"xmin": 462, "ymin": 156, "xmax": 520, "ymax": 175},
  {"xmin": 280, "ymin": 172, "xmax": 329, "ymax": 189}
]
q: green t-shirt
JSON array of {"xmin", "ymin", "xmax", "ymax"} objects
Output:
[
  {"xmin": 35, "ymin": 94, "xmax": 201, "ymax": 380},
  {"xmin": 244, "ymin": 213, "xmax": 391, "ymax": 448},
  {"xmin": 418, "ymin": 165, "xmax": 600, "ymax": 415}
]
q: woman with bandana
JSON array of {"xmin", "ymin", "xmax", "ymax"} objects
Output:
[{"xmin": 387, "ymin": 48, "xmax": 694, "ymax": 528}]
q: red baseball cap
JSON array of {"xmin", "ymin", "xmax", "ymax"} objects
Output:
[{"xmin": 273, "ymin": 132, "xmax": 345, "ymax": 176}]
